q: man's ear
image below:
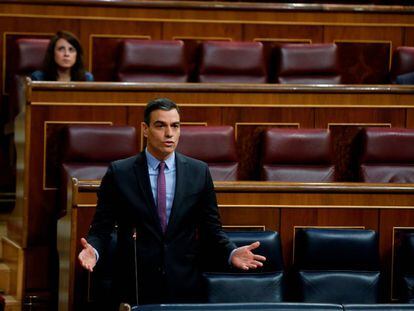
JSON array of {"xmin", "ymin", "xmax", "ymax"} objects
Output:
[{"xmin": 141, "ymin": 122, "xmax": 148, "ymax": 138}]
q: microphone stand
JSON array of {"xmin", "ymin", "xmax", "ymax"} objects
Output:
[
  {"xmin": 119, "ymin": 227, "xmax": 139, "ymax": 311},
  {"xmin": 133, "ymin": 227, "xmax": 139, "ymax": 307}
]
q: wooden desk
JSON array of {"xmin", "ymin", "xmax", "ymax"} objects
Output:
[{"xmin": 59, "ymin": 179, "xmax": 414, "ymax": 310}]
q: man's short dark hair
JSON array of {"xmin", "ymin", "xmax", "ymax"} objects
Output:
[{"xmin": 144, "ymin": 98, "xmax": 180, "ymax": 125}]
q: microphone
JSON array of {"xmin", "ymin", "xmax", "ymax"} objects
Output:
[{"xmin": 132, "ymin": 227, "xmax": 139, "ymax": 307}]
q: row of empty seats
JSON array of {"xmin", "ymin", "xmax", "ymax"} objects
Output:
[
  {"xmin": 205, "ymin": 228, "xmax": 382, "ymax": 304},
  {"xmin": 9, "ymin": 38, "xmax": 414, "ymax": 86},
  {"xmin": 59, "ymin": 125, "xmax": 414, "ymax": 190},
  {"xmin": 207, "ymin": 228, "xmax": 414, "ymax": 304},
  {"xmin": 89, "ymin": 227, "xmax": 414, "ymax": 308}
]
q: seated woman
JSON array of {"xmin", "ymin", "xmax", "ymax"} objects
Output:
[
  {"xmin": 396, "ymin": 71, "xmax": 414, "ymax": 85},
  {"xmin": 31, "ymin": 30, "xmax": 94, "ymax": 81}
]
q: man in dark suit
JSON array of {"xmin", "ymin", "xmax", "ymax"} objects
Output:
[
  {"xmin": 78, "ymin": 98, "xmax": 265, "ymax": 308},
  {"xmin": 396, "ymin": 71, "xmax": 414, "ymax": 84}
]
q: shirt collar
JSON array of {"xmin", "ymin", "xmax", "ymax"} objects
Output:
[{"xmin": 145, "ymin": 148, "xmax": 175, "ymax": 170}]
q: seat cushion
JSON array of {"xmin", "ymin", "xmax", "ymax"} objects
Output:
[
  {"xmin": 360, "ymin": 165, "xmax": 414, "ymax": 183},
  {"xmin": 262, "ymin": 165, "xmax": 335, "ymax": 182},
  {"xmin": 298, "ymin": 271, "xmax": 380, "ymax": 304},
  {"xmin": 204, "ymin": 272, "xmax": 284, "ymax": 303}
]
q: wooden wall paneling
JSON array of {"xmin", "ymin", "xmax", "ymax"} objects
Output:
[
  {"xmin": 25, "ymin": 245, "xmax": 54, "ymax": 308},
  {"xmin": 280, "ymin": 208, "xmax": 379, "ymax": 270},
  {"xmin": 379, "ymin": 209, "xmax": 414, "ymax": 301},
  {"xmin": 406, "ymin": 109, "xmax": 414, "ymax": 128},
  {"xmin": 315, "ymin": 108, "xmax": 406, "ymax": 127},
  {"xmin": 334, "ymin": 40, "xmax": 392, "ymax": 84},
  {"xmin": 404, "ymin": 27, "xmax": 414, "ymax": 46},
  {"xmin": 299, "ymin": 11, "xmax": 414, "ymax": 26},
  {"xmin": 2, "ymin": 2, "xmax": 414, "ymax": 25},
  {"xmin": 127, "ymin": 104, "xmax": 222, "ymax": 127},
  {"xmin": 176, "ymin": 106, "xmax": 222, "ymax": 126},
  {"xmin": 324, "ymin": 25, "xmax": 403, "ymax": 83},
  {"xmin": 30, "ymin": 88, "xmax": 145, "ymax": 104},
  {"xmin": 219, "ymin": 205, "xmax": 279, "ymax": 232},
  {"xmin": 126, "ymin": 105, "xmax": 146, "ymax": 151},
  {"xmin": 243, "ymin": 24, "xmax": 323, "ymax": 43},
  {"xmin": 80, "ymin": 20, "xmax": 162, "ymax": 77},
  {"xmin": 221, "ymin": 106, "xmax": 314, "ymax": 126},
  {"xmin": 221, "ymin": 91, "xmax": 405, "ymax": 107},
  {"xmin": 324, "ymin": 26, "xmax": 403, "ymax": 47},
  {"xmin": 0, "ymin": 17, "xmax": 80, "ymax": 37},
  {"xmin": 163, "ymin": 22, "xmax": 242, "ymax": 41}
]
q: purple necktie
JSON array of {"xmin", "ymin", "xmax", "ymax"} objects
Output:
[{"xmin": 157, "ymin": 161, "xmax": 167, "ymax": 233}]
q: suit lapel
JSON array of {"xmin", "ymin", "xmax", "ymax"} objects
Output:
[
  {"xmin": 133, "ymin": 152, "xmax": 163, "ymax": 235},
  {"xmin": 166, "ymin": 152, "xmax": 187, "ymax": 236}
]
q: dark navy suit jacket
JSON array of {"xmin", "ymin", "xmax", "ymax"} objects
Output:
[{"xmin": 87, "ymin": 151, "xmax": 235, "ymax": 306}]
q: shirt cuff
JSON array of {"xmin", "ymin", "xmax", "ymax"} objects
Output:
[
  {"xmin": 93, "ymin": 247, "xmax": 99, "ymax": 262},
  {"xmin": 228, "ymin": 248, "xmax": 237, "ymax": 265}
]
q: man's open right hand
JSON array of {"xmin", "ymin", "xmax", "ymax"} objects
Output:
[{"xmin": 78, "ymin": 237, "xmax": 97, "ymax": 272}]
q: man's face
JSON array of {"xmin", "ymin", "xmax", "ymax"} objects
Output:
[{"xmin": 142, "ymin": 108, "xmax": 180, "ymax": 160}]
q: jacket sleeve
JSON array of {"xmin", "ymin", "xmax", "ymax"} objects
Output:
[
  {"xmin": 198, "ymin": 164, "xmax": 236, "ymax": 267},
  {"xmin": 87, "ymin": 163, "xmax": 117, "ymax": 255}
]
